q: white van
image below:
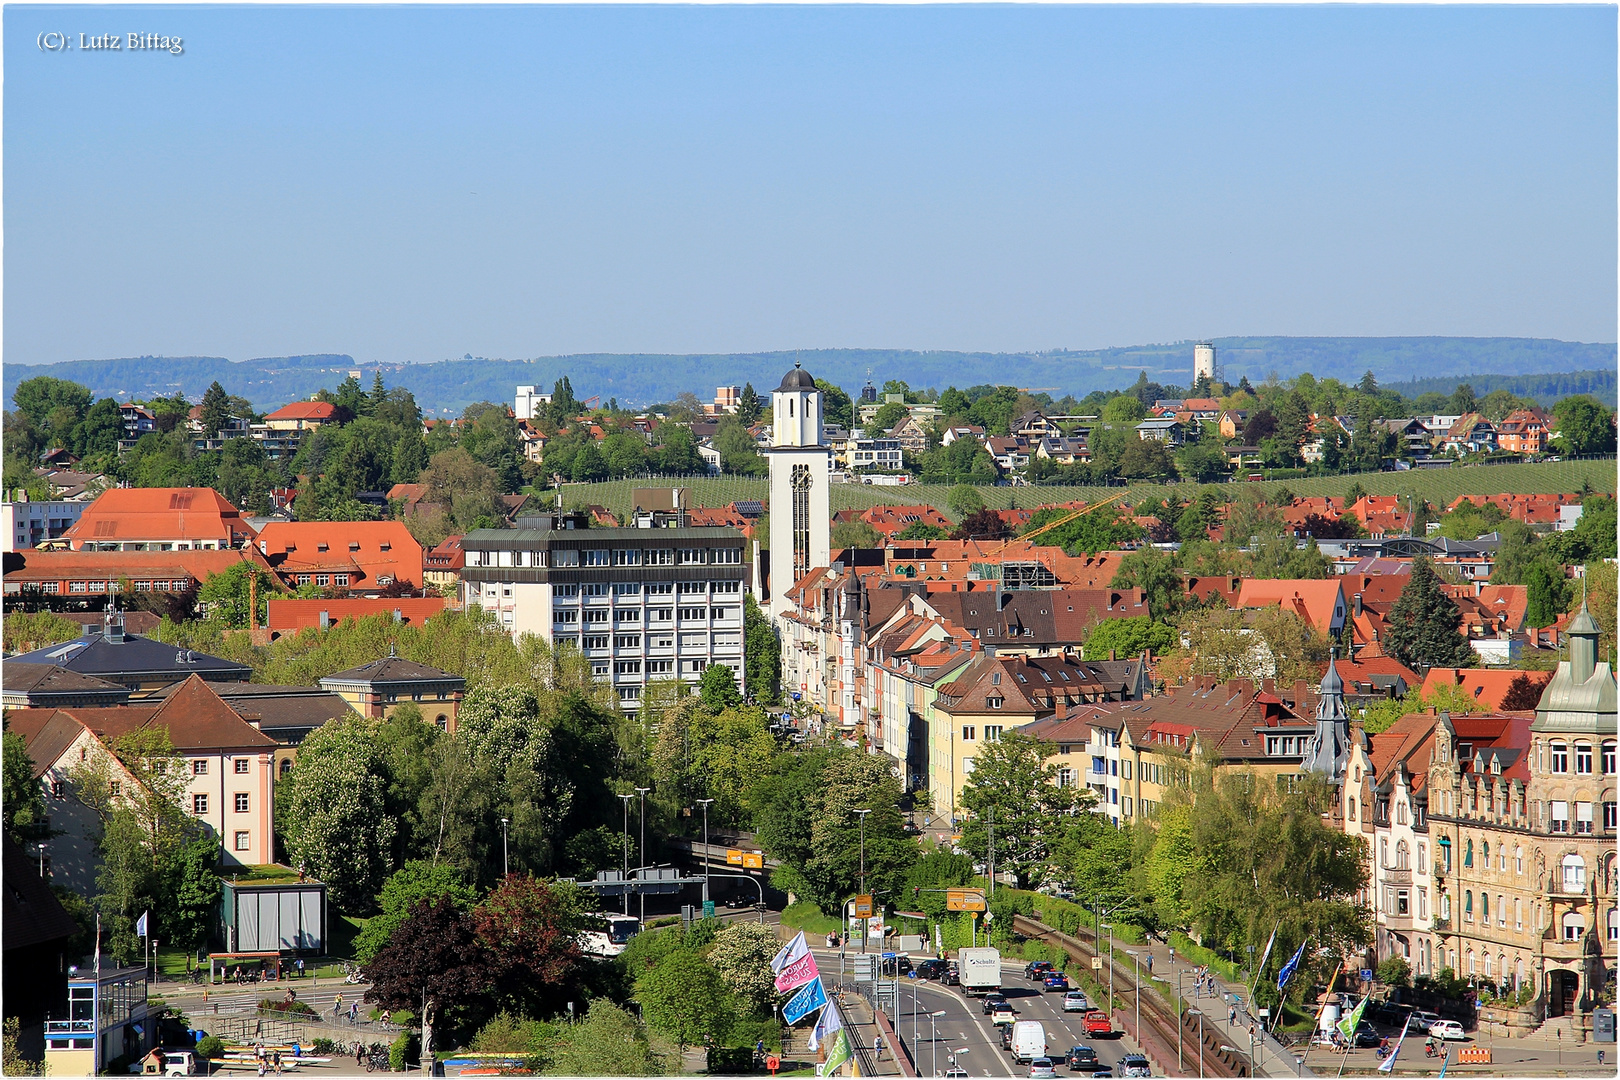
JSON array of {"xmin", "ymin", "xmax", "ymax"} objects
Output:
[{"xmin": 1011, "ymin": 1020, "xmax": 1047, "ymax": 1064}]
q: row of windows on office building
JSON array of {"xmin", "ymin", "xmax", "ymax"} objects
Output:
[{"xmin": 467, "ymin": 547, "xmax": 743, "ymax": 568}]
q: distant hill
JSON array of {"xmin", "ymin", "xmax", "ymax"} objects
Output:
[
  {"xmin": 1380, "ymin": 368, "xmax": 1615, "ymax": 408},
  {"xmin": 5, "ymin": 337, "xmax": 1613, "ymax": 416}
]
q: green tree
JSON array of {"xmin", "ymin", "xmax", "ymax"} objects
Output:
[
  {"xmin": 871, "ymin": 401, "xmax": 909, "ymax": 432},
  {"xmin": 196, "ymin": 561, "xmax": 280, "ymax": 628},
  {"xmin": 699, "ymin": 664, "xmax": 743, "ymax": 713},
  {"xmin": 1117, "ymin": 437, "xmax": 1176, "ymax": 480},
  {"xmin": 957, "ymin": 732, "xmax": 1092, "ymax": 888},
  {"xmin": 390, "ymin": 426, "xmax": 430, "ymax": 485},
  {"xmin": 1384, "ymin": 557, "xmax": 1475, "ymax": 669},
  {"xmin": 1028, "ymin": 503, "xmax": 1145, "ymax": 555},
  {"xmin": 1175, "ymin": 442, "xmax": 1228, "ymax": 483},
  {"xmin": 814, "ymin": 379, "xmax": 855, "ymax": 430},
  {"xmin": 947, "ymin": 484, "xmax": 986, "ymax": 519},
  {"xmin": 73, "ymin": 398, "xmax": 125, "ymax": 458},
  {"xmin": 1171, "ymin": 605, "xmax": 1329, "ymax": 688},
  {"xmin": 1523, "ymin": 561, "xmax": 1572, "ymax": 630},
  {"xmin": 742, "ymin": 596, "xmax": 781, "ymax": 704},
  {"xmin": 636, "ymin": 949, "xmax": 736, "ymax": 1052},
  {"xmin": 11, "ymin": 376, "xmax": 91, "ymax": 432},
  {"xmin": 354, "ymin": 860, "xmax": 478, "ymax": 963},
  {"xmin": 1108, "ymin": 550, "xmax": 1183, "ymax": 620},
  {"xmin": 830, "ymin": 519, "xmax": 884, "ymax": 549},
  {"xmin": 198, "ymin": 381, "xmax": 231, "ymax": 438},
  {"xmin": 895, "ymin": 521, "xmax": 948, "ymax": 541},
  {"xmin": 937, "ymin": 387, "xmax": 971, "ymax": 420},
  {"xmin": 1081, "ymin": 616, "xmax": 1178, "ymax": 661},
  {"xmin": 1551, "ymin": 395, "xmax": 1617, "ymax": 456},
  {"xmin": 168, "ymin": 838, "xmax": 223, "ymax": 950},
  {"xmin": 545, "ymin": 1001, "xmax": 663, "ymax": 1076},
  {"xmin": 736, "ymin": 383, "xmax": 762, "ymax": 427},
  {"xmin": 280, "ymin": 717, "xmax": 398, "ymax": 912},
  {"xmin": 655, "ymin": 426, "xmax": 705, "ymax": 475},
  {"xmin": 1101, "ymin": 396, "xmax": 1147, "ymax": 423},
  {"xmin": 2, "ymin": 728, "xmax": 48, "ymax": 846}
]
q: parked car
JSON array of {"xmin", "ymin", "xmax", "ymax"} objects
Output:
[
  {"xmin": 1406, "ymin": 1011, "xmax": 1442, "ymax": 1034},
  {"xmin": 1029, "ymin": 1057, "xmax": 1059, "ymax": 1079},
  {"xmin": 1118, "ymin": 1054, "xmax": 1151, "ymax": 1078},
  {"xmin": 1065, "ymin": 1046, "xmax": 1099, "ymax": 1071},
  {"xmin": 1044, "ymin": 972, "xmax": 1071, "ymax": 992},
  {"xmin": 1063, "ymin": 991, "xmax": 1090, "ymax": 1013},
  {"xmin": 1083, "ymin": 1010, "xmax": 1112, "ymax": 1037},
  {"xmin": 982, "ymin": 993, "xmax": 1009, "ymax": 1015},
  {"xmin": 916, "ymin": 959, "xmax": 947, "ymax": 981},
  {"xmin": 1026, "ymin": 960, "xmax": 1055, "ymax": 981},
  {"xmin": 1352, "ymin": 1023, "xmax": 1382, "ymax": 1048},
  {"xmin": 1429, "ymin": 1020, "xmax": 1467, "ymax": 1041}
]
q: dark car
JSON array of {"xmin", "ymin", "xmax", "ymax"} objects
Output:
[
  {"xmin": 1002, "ymin": 1026, "xmax": 1015, "ymax": 1050},
  {"xmin": 916, "ymin": 959, "xmax": 947, "ymax": 980},
  {"xmin": 1026, "ymin": 960, "xmax": 1055, "ymax": 981},
  {"xmin": 1065, "ymin": 1046, "xmax": 1099, "ymax": 1071},
  {"xmin": 1352, "ymin": 1022, "xmax": 1382, "ymax": 1049},
  {"xmin": 982, "ymin": 993, "xmax": 1009, "ymax": 1015},
  {"xmin": 1044, "ymin": 972, "xmax": 1071, "ymax": 992},
  {"xmin": 880, "ymin": 956, "xmax": 914, "ymax": 977},
  {"xmin": 942, "ymin": 963, "xmax": 960, "ymax": 987}
]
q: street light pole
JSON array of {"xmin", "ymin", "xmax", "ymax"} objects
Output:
[
  {"xmin": 1128, "ymin": 950, "xmax": 1140, "ymax": 1040},
  {"xmin": 854, "ymin": 808, "xmax": 871, "ymax": 955},
  {"xmin": 499, "ymin": 817, "xmax": 510, "ymax": 878},
  {"xmin": 1187, "ymin": 1008, "xmax": 1204, "ymax": 1080},
  {"xmin": 697, "ymin": 798, "xmax": 715, "ymax": 906},
  {"xmin": 618, "ymin": 794, "xmax": 633, "ymax": 916},
  {"xmin": 636, "ymin": 786, "xmax": 651, "ymax": 924},
  {"xmin": 1177, "ymin": 971, "xmax": 1186, "ymax": 1072},
  {"xmin": 1101, "ymin": 921, "xmax": 1114, "ymax": 1016},
  {"xmin": 930, "ymin": 1011, "xmax": 945, "ymax": 1077}
]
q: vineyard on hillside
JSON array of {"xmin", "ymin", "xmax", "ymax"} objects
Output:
[{"xmin": 558, "ymin": 458, "xmax": 1615, "ymax": 525}]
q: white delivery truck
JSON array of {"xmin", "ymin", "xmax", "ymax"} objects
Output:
[
  {"xmin": 957, "ymin": 947, "xmax": 1002, "ymax": 996},
  {"xmin": 1010, "ymin": 1021, "xmax": 1047, "ymax": 1064}
]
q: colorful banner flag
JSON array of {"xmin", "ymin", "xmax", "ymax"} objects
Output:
[
  {"xmin": 772, "ymin": 931, "xmax": 808, "ymax": 973},
  {"xmin": 1376, "ymin": 1017, "xmax": 1407, "ymax": 1073},
  {"xmin": 822, "ymin": 1027, "xmax": 853, "ymax": 1076},
  {"xmin": 784, "ymin": 979, "xmax": 829, "ymax": 1025},
  {"xmin": 1337, "ymin": 995, "xmax": 1368, "ymax": 1045},
  {"xmin": 775, "ymin": 950, "xmax": 820, "ymax": 993},
  {"xmin": 808, "ymin": 1000, "xmax": 844, "ymax": 1052},
  {"xmin": 1277, "ymin": 939, "xmax": 1309, "ymax": 992}
]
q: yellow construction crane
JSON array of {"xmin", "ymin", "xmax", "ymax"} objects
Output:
[{"xmin": 984, "ymin": 489, "xmax": 1130, "ymax": 555}]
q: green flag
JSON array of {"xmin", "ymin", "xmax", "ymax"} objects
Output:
[
  {"xmin": 822, "ymin": 1027, "xmax": 853, "ymax": 1076},
  {"xmin": 1337, "ymin": 995, "xmax": 1369, "ymax": 1045}
]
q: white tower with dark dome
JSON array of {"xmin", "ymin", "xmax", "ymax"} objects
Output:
[{"xmin": 768, "ymin": 361, "xmax": 831, "ymax": 615}]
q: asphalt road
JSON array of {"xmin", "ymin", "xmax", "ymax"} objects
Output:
[{"xmin": 824, "ymin": 952, "xmax": 1147, "ymax": 1079}]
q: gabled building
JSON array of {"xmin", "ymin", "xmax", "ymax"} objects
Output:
[
  {"xmin": 9, "ymin": 675, "xmax": 279, "ymax": 893},
  {"xmin": 319, "ymin": 655, "xmax": 467, "ymax": 731},
  {"xmin": 59, "ymin": 487, "xmax": 257, "ymax": 552},
  {"xmin": 1440, "ymin": 414, "xmax": 1498, "ymax": 455},
  {"xmin": 2, "ymin": 547, "xmax": 277, "ymax": 605},
  {"xmin": 262, "ymin": 400, "xmax": 339, "ymax": 432},
  {"xmin": 1495, "ymin": 409, "xmax": 1551, "ymax": 455},
  {"xmin": 2, "ymin": 664, "xmax": 131, "ymax": 711},
  {"xmin": 255, "ymin": 521, "xmax": 423, "ymax": 593},
  {"xmin": 1134, "ymin": 418, "xmax": 1188, "ymax": 445},
  {"xmin": 1235, "ymin": 578, "xmax": 1347, "ymax": 637}
]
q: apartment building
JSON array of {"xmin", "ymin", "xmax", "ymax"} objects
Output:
[
  {"xmin": 461, "ymin": 513, "xmax": 748, "ymax": 710},
  {"xmin": 3, "ymin": 496, "xmax": 87, "ymax": 552}
]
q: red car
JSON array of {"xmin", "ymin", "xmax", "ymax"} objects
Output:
[{"xmin": 1082, "ymin": 1010, "xmax": 1112, "ymax": 1037}]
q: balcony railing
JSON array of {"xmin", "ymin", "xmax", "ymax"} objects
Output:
[
  {"xmin": 1382, "ymin": 868, "xmax": 1413, "ymax": 886},
  {"xmin": 44, "ymin": 1020, "xmax": 95, "ymax": 1036}
]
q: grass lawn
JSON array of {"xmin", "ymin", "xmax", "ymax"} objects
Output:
[
  {"xmin": 779, "ymin": 902, "xmax": 841, "ymax": 936},
  {"xmin": 224, "ymin": 864, "xmax": 306, "ymax": 886},
  {"xmin": 561, "ymin": 459, "xmax": 1613, "ymax": 525}
]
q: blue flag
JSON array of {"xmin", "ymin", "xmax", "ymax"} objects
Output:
[
  {"xmin": 783, "ymin": 978, "xmax": 829, "ymax": 1025},
  {"xmin": 1276, "ymin": 939, "xmax": 1308, "ymax": 993}
]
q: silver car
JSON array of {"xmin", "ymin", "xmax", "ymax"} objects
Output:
[{"xmin": 1063, "ymin": 990, "xmax": 1090, "ymax": 1013}]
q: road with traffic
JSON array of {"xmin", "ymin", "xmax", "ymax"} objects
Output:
[{"xmin": 814, "ymin": 949, "xmax": 1148, "ymax": 1078}]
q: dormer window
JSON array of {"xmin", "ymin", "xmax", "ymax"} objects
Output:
[
  {"xmin": 349, "ymin": 541, "xmax": 361, "ymax": 552},
  {"xmin": 318, "ymin": 542, "xmax": 330, "ymax": 552}
]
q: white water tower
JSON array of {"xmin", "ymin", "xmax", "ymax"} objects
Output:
[{"xmin": 1193, "ymin": 343, "xmax": 1217, "ymax": 383}]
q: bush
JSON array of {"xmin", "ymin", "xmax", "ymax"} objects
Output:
[
  {"xmin": 310, "ymin": 1039, "xmax": 334, "ymax": 1056},
  {"xmin": 389, "ymin": 1030, "xmax": 420, "ymax": 1074},
  {"xmin": 1377, "ymin": 956, "xmax": 1412, "ymax": 988},
  {"xmin": 195, "ymin": 1036, "xmax": 225, "ymax": 1060},
  {"xmin": 258, "ymin": 997, "xmax": 317, "ymax": 1017}
]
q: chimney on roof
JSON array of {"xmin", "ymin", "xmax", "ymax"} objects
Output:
[
  {"xmin": 1261, "ymin": 678, "xmax": 1276, "ymax": 696},
  {"xmin": 1109, "ymin": 649, "xmax": 1117, "ymax": 662},
  {"xmin": 1353, "ymin": 593, "xmax": 1362, "ymax": 617},
  {"xmin": 1293, "ymin": 679, "xmax": 1310, "ymax": 708},
  {"xmin": 1229, "ymin": 678, "xmax": 1254, "ymax": 700}
]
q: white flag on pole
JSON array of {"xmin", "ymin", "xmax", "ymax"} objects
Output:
[
  {"xmin": 135, "ymin": 911, "xmax": 149, "ymax": 938},
  {"xmin": 808, "ymin": 1002, "xmax": 844, "ymax": 1052},
  {"xmin": 771, "ymin": 931, "xmax": 808, "ymax": 973}
]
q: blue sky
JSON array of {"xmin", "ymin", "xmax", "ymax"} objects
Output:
[{"xmin": 6, "ymin": 4, "xmax": 1615, "ymax": 366}]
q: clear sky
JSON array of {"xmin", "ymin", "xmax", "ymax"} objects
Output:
[{"xmin": 5, "ymin": 4, "xmax": 1615, "ymax": 367}]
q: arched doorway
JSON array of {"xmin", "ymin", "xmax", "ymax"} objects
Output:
[{"xmin": 1547, "ymin": 969, "xmax": 1581, "ymax": 1017}]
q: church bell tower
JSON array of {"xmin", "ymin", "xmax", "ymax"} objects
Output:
[{"xmin": 768, "ymin": 361, "xmax": 831, "ymax": 616}]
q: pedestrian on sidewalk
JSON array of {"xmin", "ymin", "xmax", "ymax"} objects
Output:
[
  {"xmin": 1229, "ymin": 1005, "xmax": 1237, "ymax": 1026},
  {"xmin": 1145, "ymin": 954, "xmax": 1152, "ymax": 974},
  {"xmin": 874, "ymin": 1034, "xmax": 883, "ymax": 1061},
  {"xmin": 334, "ymin": 992, "xmax": 343, "ymax": 1019}
]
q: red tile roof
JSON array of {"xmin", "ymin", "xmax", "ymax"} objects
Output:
[
  {"xmin": 61, "ymin": 487, "xmax": 257, "ymax": 547},
  {"xmin": 265, "ymin": 596, "xmax": 448, "ymax": 635},
  {"xmin": 1418, "ymin": 667, "xmax": 1552, "ymax": 710},
  {"xmin": 264, "ymin": 401, "xmax": 339, "ymax": 421},
  {"xmin": 255, "ymin": 521, "xmax": 423, "ymax": 589},
  {"xmin": 1236, "ymin": 578, "xmax": 1346, "ymax": 636}
]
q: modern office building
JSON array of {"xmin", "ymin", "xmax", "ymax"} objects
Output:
[{"xmin": 460, "ymin": 513, "xmax": 748, "ymax": 710}]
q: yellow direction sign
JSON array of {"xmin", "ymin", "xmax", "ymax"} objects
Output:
[
  {"xmin": 945, "ymin": 889, "xmax": 987, "ymax": 912},
  {"xmin": 726, "ymin": 849, "xmax": 744, "ymax": 865},
  {"xmin": 743, "ymin": 851, "xmax": 765, "ymax": 869},
  {"xmin": 853, "ymin": 895, "xmax": 874, "ymax": 918}
]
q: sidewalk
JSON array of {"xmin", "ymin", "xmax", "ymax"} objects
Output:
[{"xmin": 1098, "ymin": 932, "xmax": 1315, "ymax": 1079}]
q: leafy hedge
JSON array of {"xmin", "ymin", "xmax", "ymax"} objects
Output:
[{"xmin": 779, "ymin": 902, "xmax": 841, "ymax": 936}]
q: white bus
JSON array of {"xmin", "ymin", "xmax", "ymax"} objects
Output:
[{"xmin": 579, "ymin": 913, "xmax": 641, "ymax": 958}]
